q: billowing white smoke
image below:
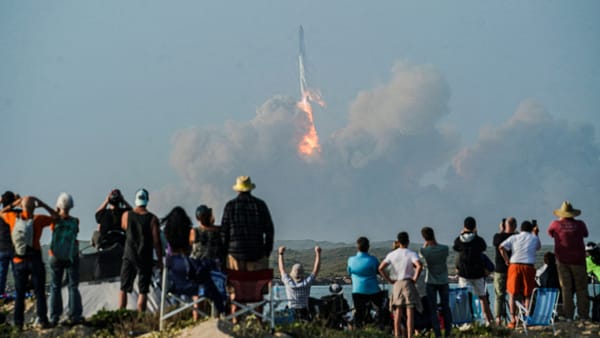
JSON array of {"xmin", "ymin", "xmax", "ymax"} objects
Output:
[
  {"xmin": 448, "ymin": 99, "xmax": 599, "ymax": 241},
  {"xmin": 155, "ymin": 61, "xmax": 599, "ymax": 244}
]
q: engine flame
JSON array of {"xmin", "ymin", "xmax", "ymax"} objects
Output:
[{"xmin": 297, "ymin": 96, "xmax": 321, "ymax": 156}]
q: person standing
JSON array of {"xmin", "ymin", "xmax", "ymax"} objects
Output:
[
  {"xmin": 499, "ymin": 220, "xmax": 541, "ymax": 329},
  {"xmin": 492, "ymin": 217, "xmax": 516, "ymax": 324},
  {"xmin": 379, "ymin": 232, "xmax": 423, "ymax": 338},
  {"xmin": 453, "ymin": 216, "xmax": 494, "ymax": 325},
  {"xmin": 119, "ymin": 189, "xmax": 163, "ymax": 312},
  {"xmin": 190, "ymin": 205, "xmax": 224, "ymax": 269},
  {"xmin": 221, "ymin": 176, "xmax": 274, "ymax": 271},
  {"xmin": 0, "ymin": 191, "xmax": 16, "ymax": 297},
  {"xmin": 0, "ymin": 196, "xmax": 57, "ymax": 329},
  {"xmin": 547, "ymin": 201, "xmax": 589, "ymax": 321},
  {"xmin": 418, "ymin": 227, "xmax": 452, "ymax": 338},
  {"xmin": 94, "ymin": 189, "xmax": 132, "ymax": 248},
  {"xmin": 585, "ymin": 242, "xmax": 600, "ymax": 281},
  {"xmin": 347, "ymin": 236, "xmax": 384, "ymax": 328},
  {"xmin": 48, "ymin": 193, "xmax": 83, "ymax": 326},
  {"xmin": 277, "ymin": 245, "xmax": 321, "ymax": 321}
]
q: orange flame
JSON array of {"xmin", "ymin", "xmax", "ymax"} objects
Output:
[{"xmin": 297, "ymin": 96, "xmax": 321, "ymax": 156}]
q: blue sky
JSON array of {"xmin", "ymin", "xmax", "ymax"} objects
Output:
[{"xmin": 1, "ymin": 1, "xmax": 599, "ymax": 245}]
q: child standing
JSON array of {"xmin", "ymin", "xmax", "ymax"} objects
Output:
[{"xmin": 379, "ymin": 232, "xmax": 423, "ymax": 338}]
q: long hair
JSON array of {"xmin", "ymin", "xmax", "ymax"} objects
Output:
[{"xmin": 162, "ymin": 206, "xmax": 193, "ymax": 252}]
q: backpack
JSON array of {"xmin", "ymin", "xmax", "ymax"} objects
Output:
[
  {"xmin": 11, "ymin": 214, "xmax": 34, "ymax": 257},
  {"xmin": 482, "ymin": 253, "xmax": 495, "ymax": 276},
  {"xmin": 51, "ymin": 218, "xmax": 78, "ymax": 262}
]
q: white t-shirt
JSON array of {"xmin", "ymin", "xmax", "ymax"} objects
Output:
[
  {"xmin": 383, "ymin": 247, "xmax": 420, "ymax": 280},
  {"xmin": 500, "ymin": 231, "xmax": 540, "ymax": 264}
]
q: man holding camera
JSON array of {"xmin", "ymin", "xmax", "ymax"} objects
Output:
[{"xmin": 95, "ymin": 189, "xmax": 132, "ymax": 249}]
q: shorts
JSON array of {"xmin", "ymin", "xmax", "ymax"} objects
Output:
[
  {"xmin": 507, "ymin": 263, "xmax": 536, "ymax": 297},
  {"xmin": 458, "ymin": 277, "xmax": 487, "ymax": 297},
  {"xmin": 391, "ymin": 279, "xmax": 422, "ymax": 313},
  {"xmin": 120, "ymin": 258, "xmax": 153, "ymax": 294},
  {"xmin": 226, "ymin": 255, "xmax": 268, "ymax": 271}
]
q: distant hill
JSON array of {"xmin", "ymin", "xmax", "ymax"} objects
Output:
[{"xmin": 270, "ymin": 240, "xmax": 555, "ymax": 281}]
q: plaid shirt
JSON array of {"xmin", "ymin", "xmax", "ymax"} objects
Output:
[
  {"xmin": 282, "ymin": 273, "xmax": 315, "ymax": 309},
  {"xmin": 221, "ymin": 192, "xmax": 274, "ymax": 261}
]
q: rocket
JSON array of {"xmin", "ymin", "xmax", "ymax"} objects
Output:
[{"xmin": 298, "ymin": 25, "xmax": 308, "ymax": 99}]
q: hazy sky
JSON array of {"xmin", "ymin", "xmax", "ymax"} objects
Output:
[{"xmin": 1, "ymin": 1, "xmax": 599, "ymax": 246}]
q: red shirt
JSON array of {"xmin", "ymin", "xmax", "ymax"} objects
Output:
[{"xmin": 547, "ymin": 218, "xmax": 588, "ymax": 265}]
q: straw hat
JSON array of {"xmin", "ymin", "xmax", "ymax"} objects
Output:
[
  {"xmin": 232, "ymin": 176, "xmax": 256, "ymax": 192},
  {"xmin": 553, "ymin": 201, "xmax": 581, "ymax": 218}
]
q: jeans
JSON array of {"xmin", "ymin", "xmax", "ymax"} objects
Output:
[
  {"xmin": 557, "ymin": 262, "xmax": 589, "ymax": 319},
  {"xmin": 13, "ymin": 253, "xmax": 48, "ymax": 326},
  {"xmin": 493, "ymin": 272, "xmax": 508, "ymax": 320},
  {"xmin": 0, "ymin": 250, "xmax": 13, "ymax": 295},
  {"xmin": 49, "ymin": 255, "xmax": 83, "ymax": 323},
  {"xmin": 426, "ymin": 283, "xmax": 452, "ymax": 338}
]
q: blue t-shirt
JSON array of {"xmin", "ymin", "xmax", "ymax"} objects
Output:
[{"xmin": 347, "ymin": 251, "xmax": 380, "ymax": 295}]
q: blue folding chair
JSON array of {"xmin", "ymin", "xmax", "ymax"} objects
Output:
[
  {"xmin": 516, "ymin": 287, "xmax": 559, "ymax": 335},
  {"xmin": 449, "ymin": 287, "xmax": 473, "ymax": 326}
]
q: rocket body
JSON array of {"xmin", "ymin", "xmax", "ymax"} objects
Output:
[{"xmin": 299, "ymin": 25, "xmax": 308, "ymax": 99}]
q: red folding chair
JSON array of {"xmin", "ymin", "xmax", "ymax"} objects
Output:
[{"xmin": 224, "ymin": 269, "xmax": 275, "ymax": 329}]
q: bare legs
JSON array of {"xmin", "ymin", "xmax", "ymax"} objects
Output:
[
  {"xmin": 393, "ymin": 307, "xmax": 415, "ymax": 338},
  {"xmin": 119, "ymin": 291, "xmax": 148, "ymax": 312}
]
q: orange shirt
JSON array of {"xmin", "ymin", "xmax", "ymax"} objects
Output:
[{"xmin": 1, "ymin": 210, "xmax": 53, "ymax": 263}]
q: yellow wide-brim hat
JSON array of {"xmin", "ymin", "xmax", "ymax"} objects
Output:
[
  {"xmin": 232, "ymin": 176, "xmax": 256, "ymax": 192},
  {"xmin": 553, "ymin": 201, "xmax": 581, "ymax": 218}
]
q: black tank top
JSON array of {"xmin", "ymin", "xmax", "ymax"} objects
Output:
[{"xmin": 124, "ymin": 212, "xmax": 154, "ymax": 267}]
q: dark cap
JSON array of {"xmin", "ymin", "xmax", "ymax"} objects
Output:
[
  {"xmin": 108, "ymin": 189, "xmax": 121, "ymax": 205},
  {"xmin": 1, "ymin": 191, "xmax": 15, "ymax": 207},
  {"xmin": 195, "ymin": 205, "xmax": 212, "ymax": 220}
]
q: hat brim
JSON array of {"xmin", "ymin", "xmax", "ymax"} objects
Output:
[
  {"xmin": 135, "ymin": 199, "xmax": 148, "ymax": 207},
  {"xmin": 553, "ymin": 209, "xmax": 581, "ymax": 218},
  {"xmin": 232, "ymin": 183, "xmax": 256, "ymax": 192}
]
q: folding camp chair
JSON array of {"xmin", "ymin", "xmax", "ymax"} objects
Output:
[
  {"xmin": 449, "ymin": 287, "xmax": 473, "ymax": 326},
  {"xmin": 159, "ymin": 256, "xmax": 226, "ymax": 331},
  {"xmin": 224, "ymin": 269, "xmax": 275, "ymax": 329},
  {"xmin": 515, "ymin": 287, "xmax": 559, "ymax": 335}
]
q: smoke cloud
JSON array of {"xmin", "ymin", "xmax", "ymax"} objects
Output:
[{"xmin": 155, "ymin": 61, "xmax": 600, "ymax": 245}]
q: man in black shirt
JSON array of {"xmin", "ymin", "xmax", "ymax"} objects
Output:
[
  {"xmin": 492, "ymin": 217, "xmax": 516, "ymax": 325},
  {"xmin": 119, "ymin": 188, "xmax": 163, "ymax": 311},
  {"xmin": 221, "ymin": 176, "xmax": 274, "ymax": 272},
  {"xmin": 95, "ymin": 189, "xmax": 131, "ymax": 248}
]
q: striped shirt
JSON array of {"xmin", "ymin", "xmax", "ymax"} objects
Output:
[{"xmin": 281, "ymin": 273, "xmax": 315, "ymax": 309}]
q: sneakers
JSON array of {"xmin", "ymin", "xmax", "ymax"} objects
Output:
[{"xmin": 507, "ymin": 321, "xmax": 517, "ymax": 329}]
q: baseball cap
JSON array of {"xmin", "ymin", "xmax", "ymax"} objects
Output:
[{"xmin": 135, "ymin": 188, "xmax": 149, "ymax": 207}]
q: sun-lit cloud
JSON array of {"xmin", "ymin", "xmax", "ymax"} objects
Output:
[{"xmin": 156, "ymin": 62, "xmax": 600, "ymax": 244}]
